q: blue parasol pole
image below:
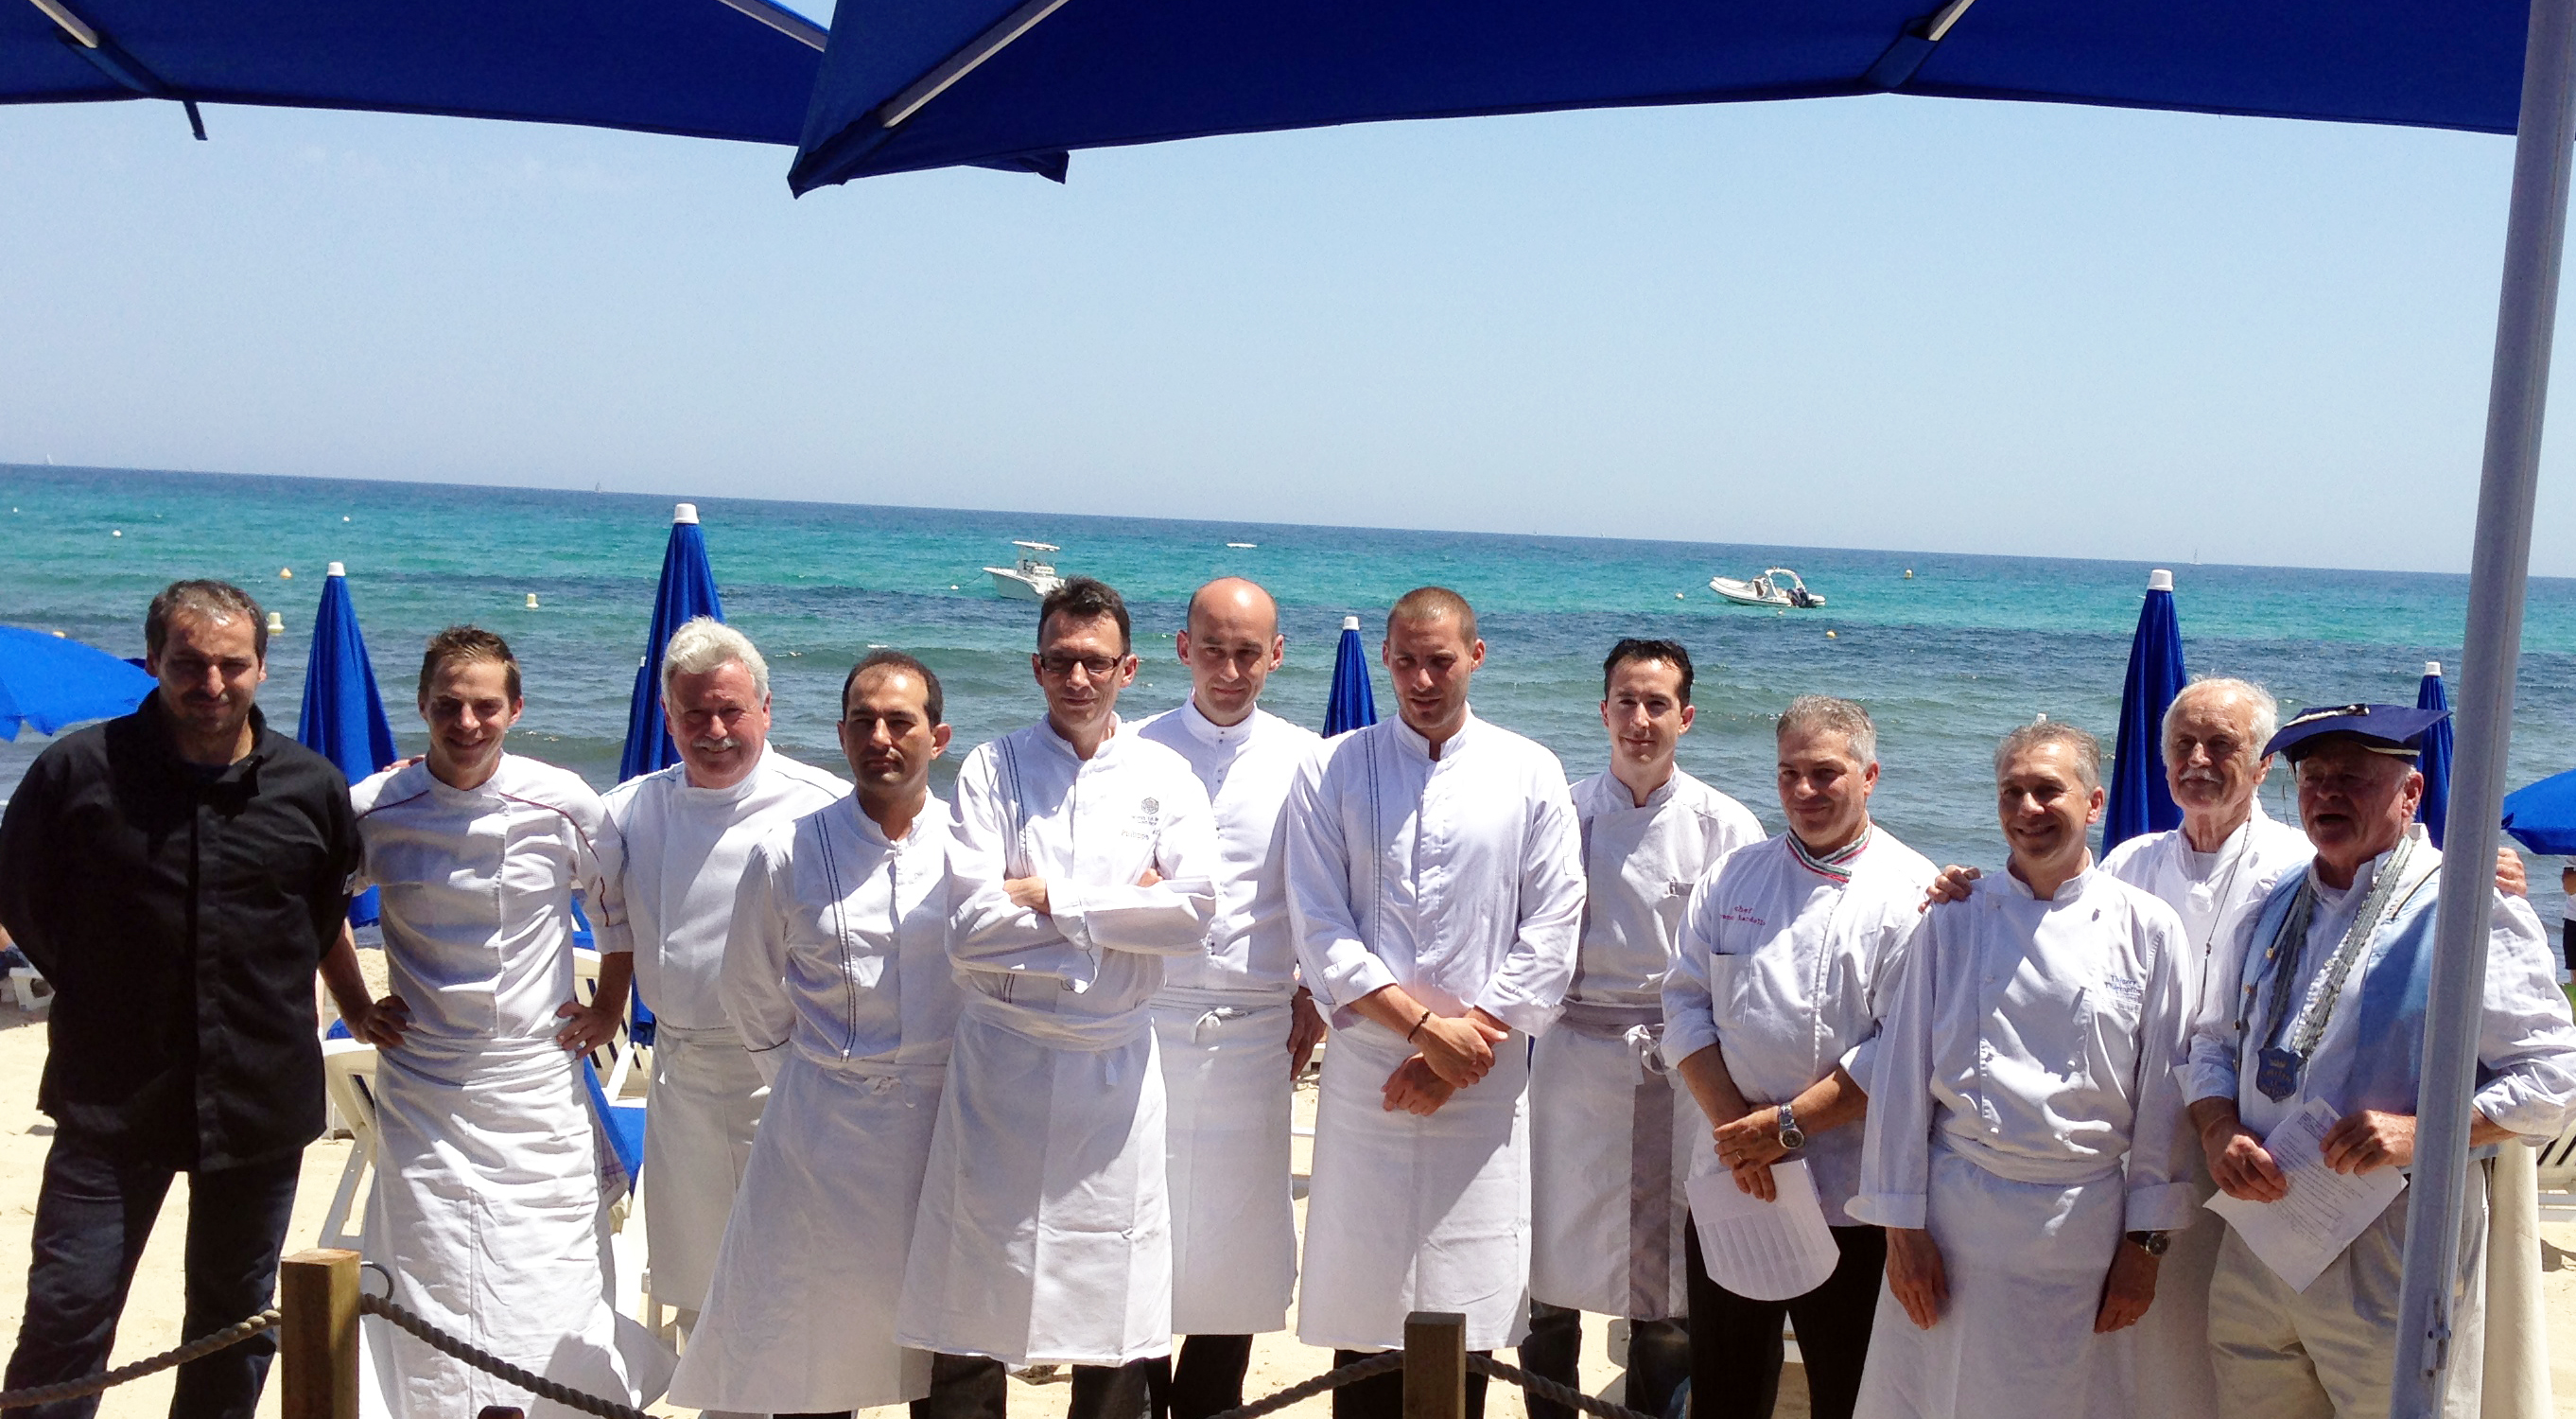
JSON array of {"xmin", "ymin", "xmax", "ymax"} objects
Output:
[
  {"xmin": 2103, "ymin": 569, "xmax": 2187, "ymax": 852},
  {"xmin": 2414, "ymin": 661, "xmax": 2455, "ymax": 848},
  {"xmin": 296, "ymin": 562, "xmax": 399, "ymax": 926},
  {"xmin": 1324, "ymin": 615, "xmax": 1377, "ymax": 736}
]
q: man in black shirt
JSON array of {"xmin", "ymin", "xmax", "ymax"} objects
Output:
[{"xmin": 0, "ymin": 580, "xmax": 362, "ymax": 1419}]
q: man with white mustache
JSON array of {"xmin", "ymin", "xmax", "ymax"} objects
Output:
[{"xmin": 600, "ymin": 617, "xmax": 850, "ymax": 1339}]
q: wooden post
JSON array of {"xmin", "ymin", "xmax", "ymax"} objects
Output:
[
  {"xmin": 1403, "ymin": 1311, "xmax": 1467, "ymax": 1419},
  {"xmin": 279, "ymin": 1248, "xmax": 360, "ymax": 1419}
]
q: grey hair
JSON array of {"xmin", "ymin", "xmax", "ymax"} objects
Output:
[
  {"xmin": 2162, "ymin": 676, "xmax": 2279, "ymax": 761},
  {"xmin": 1776, "ymin": 695, "xmax": 1878, "ymax": 767},
  {"xmin": 1995, "ymin": 718, "xmax": 2102, "ymax": 791},
  {"xmin": 660, "ymin": 617, "xmax": 770, "ymax": 702}
]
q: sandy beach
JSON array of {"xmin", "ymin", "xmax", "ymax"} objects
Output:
[{"xmin": 0, "ymin": 975, "xmax": 2566, "ymax": 1418}]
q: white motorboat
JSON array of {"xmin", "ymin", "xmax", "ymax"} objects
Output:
[
  {"xmin": 1709, "ymin": 567, "xmax": 1827, "ymax": 608},
  {"xmin": 984, "ymin": 541, "xmax": 1066, "ymax": 601}
]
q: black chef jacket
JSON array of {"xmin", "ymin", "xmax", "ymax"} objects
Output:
[{"xmin": 0, "ymin": 696, "xmax": 361, "ymax": 1170}]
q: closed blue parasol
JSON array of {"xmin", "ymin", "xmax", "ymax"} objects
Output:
[
  {"xmin": 2103, "ymin": 569, "xmax": 2186, "ymax": 853},
  {"xmin": 297, "ymin": 562, "xmax": 400, "ymax": 926},
  {"xmin": 0, "ymin": 624, "xmax": 154, "ymax": 741},
  {"xmin": 1325, "ymin": 614, "xmax": 1377, "ymax": 736},
  {"xmin": 618, "ymin": 502, "xmax": 726, "ymax": 784},
  {"xmin": 2501, "ymin": 767, "xmax": 2576, "ymax": 855},
  {"xmin": 2415, "ymin": 660, "xmax": 2456, "ymax": 847}
]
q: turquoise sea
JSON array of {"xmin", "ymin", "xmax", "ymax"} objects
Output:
[{"xmin": 7, "ymin": 463, "xmax": 2576, "ymax": 920}]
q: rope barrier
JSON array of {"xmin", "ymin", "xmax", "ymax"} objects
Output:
[
  {"xmin": 0, "ymin": 1308, "xmax": 280, "ymax": 1410},
  {"xmin": 1466, "ymin": 1354, "xmax": 1660, "ymax": 1419},
  {"xmin": 1202, "ymin": 1350, "xmax": 1404, "ymax": 1419},
  {"xmin": 358, "ymin": 1293, "xmax": 652, "ymax": 1419}
]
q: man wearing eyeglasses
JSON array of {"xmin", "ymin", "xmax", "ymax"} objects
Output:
[{"xmin": 896, "ymin": 576, "xmax": 1221, "ymax": 1419}]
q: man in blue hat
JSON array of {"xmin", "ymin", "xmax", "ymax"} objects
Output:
[{"xmin": 2188, "ymin": 703, "xmax": 2576, "ymax": 1419}]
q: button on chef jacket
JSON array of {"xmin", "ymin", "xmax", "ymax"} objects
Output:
[
  {"xmin": 1285, "ymin": 709, "xmax": 1585, "ymax": 1034},
  {"xmin": 1663, "ymin": 828, "xmax": 1936, "ymax": 1224},
  {"xmin": 1136, "ymin": 700, "xmax": 1321, "ymax": 1000},
  {"xmin": 603, "ymin": 745, "xmax": 851, "ymax": 1029},
  {"xmin": 1567, "ymin": 768, "xmax": 1763, "ymax": 1006},
  {"xmin": 1852, "ymin": 863, "xmax": 2198, "ymax": 1233}
]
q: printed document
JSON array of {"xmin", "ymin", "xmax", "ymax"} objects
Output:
[{"xmin": 2205, "ymin": 1096, "xmax": 2407, "ymax": 1292}]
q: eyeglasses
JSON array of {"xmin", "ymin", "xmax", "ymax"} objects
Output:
[{"xmin": 1037, "ymin": 653, "xmax": 1127, "ymax": 679}]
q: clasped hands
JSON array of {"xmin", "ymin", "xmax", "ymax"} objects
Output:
[
  {"xmin": 1712, "ymin": 1107, "xmax": 1791, "ymax": 1200},
  {"xmin": 1004, "ymin": 867, "xmax": 1163, "ymax": 915},
  {"xmin": 1382, "ymin": 1008, "xmax": 1509, "ymax": 1116}
]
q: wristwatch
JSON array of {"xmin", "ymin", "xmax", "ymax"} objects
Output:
[
  {"xmin": 2124, "ymin": 1230, "xmax": 2171, "ymax": 1257},
  {"xmin": 1776, "ymin": 1103, "xmax": 1806, "ymax": 1151}
]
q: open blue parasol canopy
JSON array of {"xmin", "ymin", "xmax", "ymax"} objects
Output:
[
  {"xmin": 1324, "ymin": 614, "xmax": 1377, "ymax": 736},
  {"xmin": 2502, "ymin": 767, "xmax": 2576, "ymax": 855},
  {"xmin": 297, "ymin": 562, "xmax": 400, "ymax": 926},
  {"xmin": 0, "ymin": 623, "xmax": 154, "ymax": 742},
  {"xmin": 0, "ymin": 0, "xmax": 826, "ymax": 145},
  {"xmin": 618, "ymin": 502, "xmax": 727, "ymax": 785},
  {"xmin": 2415, "ymin": 660, "xmax": 2456, "ymax": 848},
  {"xmin": 2103, "ymin": 569, "xmax": 2186, "ymax": 853}
]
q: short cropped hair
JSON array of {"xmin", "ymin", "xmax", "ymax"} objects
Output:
[
  {"xmin": 1602, "ymin": 639, "xmax": 1695, "ymax": 704},
  {"xmin": 1994, "ymin": 718, "xmax": 2101, "ymax": 790},
  {"xmin": 1038, "ymin": 577, "xmax": 1132, "ymax": 654},
  {"xmin": 1778, "ymin": 695, "xmax": 1877, "ymax": 767},
  {"xmin": 147, "ymin": 580, "xmax": 267, "ymax": 660},
  {"xmin": 843, "ymin": 650, "xmax": 945, "ymax": 727},
  {"xmin": 418, "ymin": 625, "xmax": 522, "ymax": 704},
  {"xmin": 2162, "ymin": 676, "xmax": 2279, "ymax": 762},
  {"xmin": 1388, "ymin": 587, "xmax": 1477, "ymax": 643},
  {"xmin": 661, "ymin": 617, "xmax": 770, "ymax": 702}
]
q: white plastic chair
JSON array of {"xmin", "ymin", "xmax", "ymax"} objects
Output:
[
  {"xmin": 9, "ymin": 966, "xmax": 51, "ymax": 1014},
  {"xmin": 2535, "ymin": 1116, "xmax": 2576, "ymax": 1225},
  {"xmin": 316, "ymin": 1038, "xmax": 380, "ymax": 1252}
]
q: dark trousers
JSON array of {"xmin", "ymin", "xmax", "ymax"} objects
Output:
[
  {"xmin": 1070, "ymin": 1357, "xmax": 1170, "ymax": 1419},
  {"xmin": 2, "ymin": 1132, "xmax": 302, "ymax": 1419},
  {"xmin": 1331, "ymin": 1348, "xmax": 1490, "ymax": 1419},
  {"xmin": 780, "ymin": 1351, "xmax": 1011, "ymax": 1419},
  {"xmin": 1157, "ymin": 1334, "xmax": 1255, "ymax": 1419},
  {"xmin": 1521, "ymin": 1303, "xmax": 1690, "ymax": 1419},
  {"xmin": 1684, "ymin": 1220, "xmax": 1883, "ymax": 1419}
]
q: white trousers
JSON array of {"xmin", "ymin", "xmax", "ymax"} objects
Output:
[
  {"xmin": 639, "ymin": 1024, "xmax": 767, "ymax": 1315},
  {"xmin": 2208, "ymin": 1161, "xmax": 2490, "ymax": 1419},
  {"xmin": 1153, "ymin": 996, "xmax": 1298, "ymax": 1336}
]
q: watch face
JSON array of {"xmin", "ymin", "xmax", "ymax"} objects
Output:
[{"xmin": 1779, "ymin": 1127, "xmax": 1805, "ymax": 1150}]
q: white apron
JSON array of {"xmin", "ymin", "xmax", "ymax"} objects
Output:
[
  {"xmin": 1298, "ymin": 1018, "xmax": 1534, "ymax": 1353},
  {"xmin": 896, "ymin": 996, "xmax": 1173, "ymax": 1367},
  {"xmin": 1854, "ymin": 1149, "xmax": 2130, "ymax": 1419},
  {"xmin": 638, "ymin": 1022, "xmax": 767, "ymax": 1316},
  {"xmin": 364, "ymin": 1044, "xmax": 675, "ymax": 1419},
  {"xmin": 1528, "ymin": 1003, "xmax": 1695, "ymax": 1320},
  {"xmin": 1152, "ymin": 991, "xmax": 1298, "ymax": 1335},
  {"xmin": 668, "ymin": 1054, "xmax": 943, "ymax": 1411}
]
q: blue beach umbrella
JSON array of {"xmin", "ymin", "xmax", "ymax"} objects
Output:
[
  {"xmin": 1324, "ymin": 615, "xmax": 1377, "ymax": 736},
  {"xmin": 2415, "ymin": 660, "xmax": 2456, "ymax": 848},
  {"xmin": 2103, "ymin": 569, "xmax": 2186, "ymax": 853},
  {"xmin": 617, "ymin": 501, "xmax": 726, "ymax": 784},
  {"xmin": 0, "ymin": 624, "xmax": 154, "ymax": 741},
  {"xmin": 296, "ymin": 561, "xmax": 400, "ymax": 926},
  {"xmin": 2502, "ymin": 768, "xmax": 2576, "ymax": 855}
]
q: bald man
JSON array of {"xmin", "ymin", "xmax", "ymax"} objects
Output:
[
  {"xmin": 1284, "ymin": 587, "xmax": 1586, "ymax": 1419},
  {"xmin": 1136, "ymin": 578, "xmax": 1328, "ymax": 1419}
]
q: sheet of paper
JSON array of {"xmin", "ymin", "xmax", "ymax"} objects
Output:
[
  {"xmin": 2204, "ymin": 1096, "xmax": 2408, "ymax": 1293},
  {"xmin": 1686, "ymin": 1158, "xmax": 1839, "ymax": 1302}
]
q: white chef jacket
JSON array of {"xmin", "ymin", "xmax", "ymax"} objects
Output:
[
  {"xmin": 350, "ymin": 754, "xmax": 629, "ymax": 1072},
  {"xmin": 1852, "ymin": 862, "xmax": 2198, "ymax": 1233},
  {"xmin": 1136, "ymin": 699, "xmax": 1321, "ymax": 1001},
  {"xmin": 722, "ymin": 794, "xmax": 963, "ymax": 1081},
  {"xmin": 602, "ymin": 745, "xmax": 850, "ymax": 1028},
  {"xmin": 2099, "ymin": 803, "xmax": 2309, "ymax": 1025},
  {"xmin": 2186, "ymin": 830, "xmax": 2576, "ymax": 1142},
  {"xmin": 1662, "ymin": 826, "xmax": 1937, "ymax": 1224},
  {"xmin": 1567, "ymin": 768, "xmax": 1764, "ymax": 1005},
  {"xmin": 947, "ymin": 715, "xmax": 1223, "ymax": 1019},
  {"xmin": 1284, "ymin": 710, "xmax": 1586, "ymax": 1033}
]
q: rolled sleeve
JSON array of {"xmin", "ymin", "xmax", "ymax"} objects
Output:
[{"xmin": 2472, "ymin": 894, "xmax": 2576, "ymax": 1139}]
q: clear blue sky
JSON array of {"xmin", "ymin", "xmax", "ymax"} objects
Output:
[{"xmin": 3, "ymin": 78, "xmax": 2571, "ymax": 574}]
